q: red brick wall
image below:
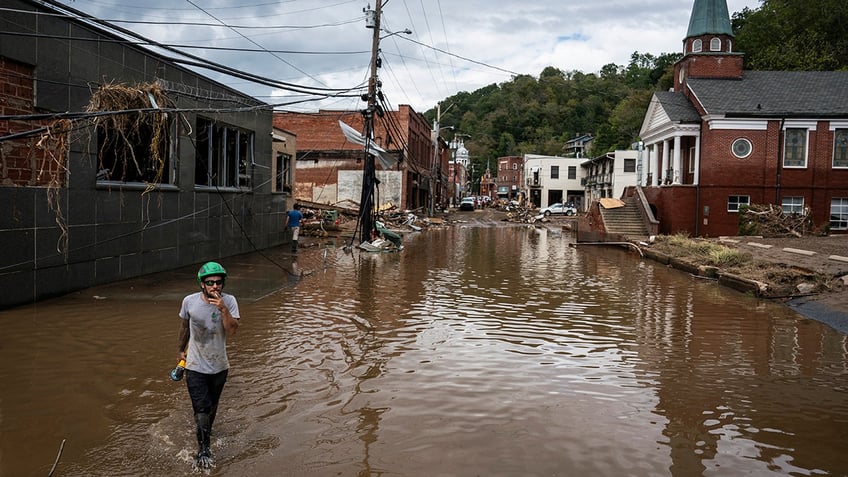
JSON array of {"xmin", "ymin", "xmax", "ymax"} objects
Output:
[
  {"xmin": 674, "ymin": 44, "xmax": 744, "ymax": 92},
  {"xmin": 0, "ymin": 56, "xmax": 56, "ymax": 187},
  {"xmin": 274, "ymin": 106, "xmax": 434, "ymax": 208},
  {"xmin": 643, "ymin": 186, "xmax": 699, "ymax": 235},
  {"xmin": 649, "ymin": 119, "xmax": 848, "ymax": 236}
]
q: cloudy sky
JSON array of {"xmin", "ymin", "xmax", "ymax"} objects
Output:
[{"xmin": 52, "ymin": 0, "xmax": 761, "ymax": 113}]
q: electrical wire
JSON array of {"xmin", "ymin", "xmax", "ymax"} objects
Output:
[
  {"xmin": 0, "ymin": 30, "xmax": 369, "ymax": 55},
  {"xmin": 0, "ymin": 7, "xmax": 361, "ymax": 30},
  {"xmin": 184, "ymin": 0, "xmax": 327, "ymax": 87},
  {"xmin": 25, "ymin": 0, "xmax": 364, "ymax": 97}
]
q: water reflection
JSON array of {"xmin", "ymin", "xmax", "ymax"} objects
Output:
[{"xmin": 1, "ymin": 224, "xmax": 847, "ymax": 476}]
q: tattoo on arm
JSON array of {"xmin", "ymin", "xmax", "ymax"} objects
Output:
[{"xmin": 178, "ymin": 319, "xmax": 189, "ymax": 352}]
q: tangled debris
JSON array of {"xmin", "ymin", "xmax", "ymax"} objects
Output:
[
  {"xmin": 296, "ymin": 202, "xmax": 452, "ymax": 254},
  {"xmin": 645, "ymin": 233, "xmax": 833, "ymax": 298},
  {"xmin": 86, "ymin": 81, "xmax": 172, "ymax": 190},
  {"xmin": 739, "ymin": 203, "xmax": 818, "ymax": 237}
]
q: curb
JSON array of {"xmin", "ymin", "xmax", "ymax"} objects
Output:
[{"xmin": 640, "ymin": 245, "xmax": 768, "ymax": 297}]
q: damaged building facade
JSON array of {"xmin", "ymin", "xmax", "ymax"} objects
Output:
[
  {"xmin": 274, "ymin": 105, "xmax": 451, "ymax": 212},
  {"xmin": 0, "ymin": 0, "xmax": 286, "ymax": 308}
]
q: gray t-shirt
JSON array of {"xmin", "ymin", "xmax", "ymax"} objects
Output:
[{"xmin": 179, "ymin": 292, "xmax": 240, "ymax": 374}]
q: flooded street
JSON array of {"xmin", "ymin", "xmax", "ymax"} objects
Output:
[{"xmin": 2, "ymin": 222, "xmax": 848, "ymax": 476}]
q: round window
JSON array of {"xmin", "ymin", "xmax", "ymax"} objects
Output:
[{"xmin": 731, "ymin": 138, "xmax": 752, "ymax": 158}]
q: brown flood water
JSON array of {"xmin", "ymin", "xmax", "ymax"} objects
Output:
[{"xmin": 1, "ymin": 223, "xmax": 847, "ymax": 476}]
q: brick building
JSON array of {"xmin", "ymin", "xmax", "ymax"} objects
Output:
[
  {"xmin": 638, "ymin": 0, "xmax": 848, "ymax": 237},
  {"xmin": 274, "ymin": 105, "xmax": 450, "ymax": 212},
  {"xmin": 496, "ymin": 156, "xmax": 523, "ymax": 200},
  {"xmin": 0, "ymin": 0, "xmax": 281, "ymax": 308}
]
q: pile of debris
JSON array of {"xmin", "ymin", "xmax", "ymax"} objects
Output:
[
  {"xmin": 498, "ymin": 202, "xmax": 533, "ymax": 223},
  {"xmin": 497, "ymin": 202, "xmax": 559, "ymax": 224},
  {"xmin": 739, "ymin": 203, "xmax": 817, "ymax": 237},
  {"xmin": 376, "ymin": 206, "xmax": 448, "ymax": 232}
]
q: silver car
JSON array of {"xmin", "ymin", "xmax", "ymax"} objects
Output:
[{"xmin": 540, "ymin": 202, "xmax": 576, "ymax": 216}]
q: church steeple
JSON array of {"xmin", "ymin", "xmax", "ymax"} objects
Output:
[
  {"xmin": 673, "ymin": 0, "xmax": 744, "ymax": 91},
  {"xmin": 686, "ymin": 0, "xmax": 733, "ymax": 38}
]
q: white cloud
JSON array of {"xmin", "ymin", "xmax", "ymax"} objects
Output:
[{"xmin": 52, "ymin": 0, "xmax": 761, "ymax": 113}]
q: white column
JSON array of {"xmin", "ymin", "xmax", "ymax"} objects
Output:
[
  {"xmin": 650, "ymin": 144, "xmax": 659, "ymax": 186},
  {"xmin": 693, "ymin": 135, "xmax": 701, "ymax": 185},
  {"xmin": 661, "ymin": 140, "xmax": 670, "ymax": 185},
  {"xmin": 673, "ymin": 135, "xmax": 682, "ymax": 184}
]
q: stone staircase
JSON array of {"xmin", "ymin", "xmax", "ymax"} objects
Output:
[{"xmin": 599, "ymin": 197, "xmax": 650, "ymax": 240}]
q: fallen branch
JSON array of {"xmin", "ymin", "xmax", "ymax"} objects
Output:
[{"xmin": 48, "ymin": 438, "xmax": 66, "ymax": 477}]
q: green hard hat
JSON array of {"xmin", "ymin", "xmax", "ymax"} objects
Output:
[{"xmin": 197, "ymin": 261, "xmax": 227, "ymax": 283}]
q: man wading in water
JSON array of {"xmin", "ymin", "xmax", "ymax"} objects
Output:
[
  {"xmin": 177, "ymin": 261, "xmax": 240, "ymax": 468},
  {"xmin": 284, "ymin": 203, "xmax": 303, "ymax": 253}
]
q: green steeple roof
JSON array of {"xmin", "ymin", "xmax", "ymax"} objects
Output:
[{"xmin": 686, "ymin": 0, "xmax": 733, "ymax": 37}]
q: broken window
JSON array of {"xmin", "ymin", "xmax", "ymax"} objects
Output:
[
  {"xmin": 195, "ymin": 118, "xmax": 254, "ymax": 189},
  {"xmin": 274, "ymin": 151, "xmax": 293, "ymax": 193},
  {"xmin": 91, "ymin": 84, "xmax": 175, "ymax": 185}
]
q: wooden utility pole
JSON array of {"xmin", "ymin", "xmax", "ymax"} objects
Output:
[{"xmin": 358, "ymin": 2, "xmax": 382, "ymax": 244}]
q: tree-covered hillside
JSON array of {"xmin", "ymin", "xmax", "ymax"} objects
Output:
[
  {"xmin": 425, "ymin": 0, "xmax": 848, "ymax": 173},
  {"xmin": 426, "ymin": 53, "xmax": 678, "ymax": 167}
]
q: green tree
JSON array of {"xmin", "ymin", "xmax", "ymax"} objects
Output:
[{"xmin": 733, "ymin": 0, "xmax": 848, "ymax": 71}]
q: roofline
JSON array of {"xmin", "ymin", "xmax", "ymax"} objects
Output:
[
  {"xmin": 728, "ymin": 112, "xmax": 848, "ymax": 119},
  {"xmin": 28, "ymin": 0, "xmax": 267, "ymax": 106}
]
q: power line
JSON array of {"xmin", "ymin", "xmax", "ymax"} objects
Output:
[
  {"xmin": 184, "ymin": 0, "xmax": 328, "ymax": 87},
  {"xmin": 27, "ymin": 0, "xmax": 362, "ymax": 97},
  {"xmin": 397, "ymin": 35, "xmax": 521, "ymax": 76},
  {"xmin": 0, "ymin": 7, "xmax": 361, "ymax": 30},
  {"xmin": 0, "ymin": 30, "xmax": 369, "ymax": 55}
]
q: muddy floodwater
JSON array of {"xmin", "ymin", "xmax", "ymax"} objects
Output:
[{"xmin": 2, "ymin": 223, "xmax": 848, "ymax": 476}]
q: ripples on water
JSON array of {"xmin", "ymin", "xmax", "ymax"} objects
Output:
[{"xmin": 2, "ymin": 224, "xmax": 847, "ymax": 476}]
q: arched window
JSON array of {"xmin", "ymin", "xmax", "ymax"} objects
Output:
[
  {"xmin": 710, "ymin": 37, "xmax": 721, "ymax": 51},
  {"xmin": 692, "ymin": 39, "xmax": 702, "ymax": 53},
  {"xmin": 727, "ymin": 39, "xmax": 732, "ymax": 52}
]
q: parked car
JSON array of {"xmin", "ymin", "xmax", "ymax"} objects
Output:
[
  {"xmin": 540, "ymin": 202, "xmax": 577, "ymax": 216},
  {"xmin": 459, "ymin": 197, "xmax": 476, "ymax": 211}
]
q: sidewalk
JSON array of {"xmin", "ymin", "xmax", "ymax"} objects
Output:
[{"xmin": 717, "ymin": 235, "xmax": 848, "ymax": 332}]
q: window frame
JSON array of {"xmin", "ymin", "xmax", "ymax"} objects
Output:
[
  {"xmin": 95, "ymin": 112, "xmax": 177, "ymax": 186},
  {"xmin": 831, "ymin": 198, "xmax": 848, "ymax": 230},
  {"xmin": 568, "ymin": 165, "xmax": 577, "ymax": 179},
  {"xmin": 710, "ymin": 37, "xmax": 721, "ymax": 51},
  {"xmin": 551, "ymin": 165, "xmax": 559, "ymax": 179},
  {"xmin": 624, "ymin": 159, "xmax": 636, "ymax": 173},
  {"xmin": 833, "ymin": 128, "xmax": 848, "ymax": 168},
  {"xmin": 727, "ymin": 195, "xmax": 750, "ymax": 213},
  {"xmin": 781, "ymin": 196, "xmax": 805, "ymax": 215},
  {"xmin": 195, "ymin": 117, "xmax": 255, "ymax": 190},
  {"xmin": 692, "ymin": 39, "xmax": 702, "ymax": 53},
  {"xmin": 273, "ymin": 150, "xmax": 293, "ymax": 194},
  {"xmin": 783, "ymin": 127, "xmax": 809, "ymax": 168},
  {"xmin": 731, "ymin": 138, "xmax": 753, "ymax": 159}
]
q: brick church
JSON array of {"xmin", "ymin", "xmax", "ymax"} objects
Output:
[{"xmin": 638, "ymin": 0, "xmax": 848, "ymax": 237}]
